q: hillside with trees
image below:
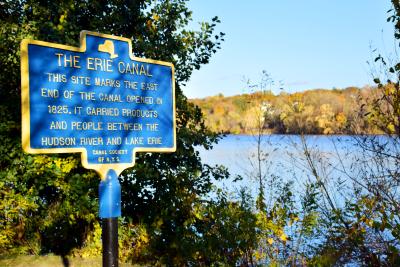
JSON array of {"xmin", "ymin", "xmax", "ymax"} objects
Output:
[{"xmin": 190, "ymin": 85, "xmax": 385, "ymax": 135}]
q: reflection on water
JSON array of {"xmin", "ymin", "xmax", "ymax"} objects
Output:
[{"xmin": 197, "ymin": 135, "xmax": 376, "ymax": 198}]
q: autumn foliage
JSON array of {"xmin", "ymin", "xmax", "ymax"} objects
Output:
[{"xmin": 191, "ymin": 86, "xmax": 385, "ymax": 135}]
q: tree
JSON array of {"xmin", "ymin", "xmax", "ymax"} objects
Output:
[
  {"xmin": 301, "ymin": 2, "xmax": 400, "ymax": 264},
  {"xmin": 0, "ymin": 0, "xmax": 228, "ymax": 264}
]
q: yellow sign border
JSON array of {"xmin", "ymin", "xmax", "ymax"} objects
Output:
[{"xmin": 21, "ymin": 30, "xmax": 176, "ymax": 179}]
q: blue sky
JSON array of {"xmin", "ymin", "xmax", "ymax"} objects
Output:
[{"xmin": 183, "ymin": 0, "xmax": 397, "ymax": 99}]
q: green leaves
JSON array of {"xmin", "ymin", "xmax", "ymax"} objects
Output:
[{"xmin": 1, "ymin": 0, "xmax": 227, "ymax": 263}]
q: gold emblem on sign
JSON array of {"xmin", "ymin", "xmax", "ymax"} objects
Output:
[{"xmin": 98, "ymin": 40, "xmax": 118, "ymax": 59}]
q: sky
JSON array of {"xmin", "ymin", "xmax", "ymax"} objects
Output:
[{"xmin": 183, "ymin": 0, "xmax": 397, "ymax": 99}]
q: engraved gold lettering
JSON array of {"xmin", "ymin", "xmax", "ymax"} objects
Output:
[
  {"xmin": 41, "ymin": 88, "xmax": 59, "ymax": 98},
  {"xmin": 106, "ymin": 137, "xmax": 122, "ymax": 145},
  {"xmin": 124, "ymin": 137, "xmax": 144, "ymax": 145},
  {"xmin": 125, "ymin": 95, "xmax": 153, "ymax": 104},
  {"xmin": 107, "ymin": 122, "xmax": 142, "ymax": 131},
  {"xmin": 79, "ymin": 91, "xmax": 96, "ymax": 100},
  {"xmin": 123, "ymin": 80, "xmax": 138, "ymax": 89},
  {"xmin": 49, "ymin": 120, "xmax": 67, "ymax": 130},
  {"xmin": 87, "ymin": 57, "xmax": 113, "ymax": 72},
  {"xmin": 80, "ymin": 137, "xmax": 104, "ymax": 146},
  {"xmin": 41, "ymin": 137, "xmax": 76, "ymax": 146},
  {"xmin": 147, "ymin": 137, "xmax": 162, "ymax": 145},
  {"xmin": 71, "ymin": 121, "xmax": 103, "ymax": 130},
  {"xmin": 94, "ymin": 78, "xmax": 120, "ymax": 88},
  {"xmin": 93, "ymin": 150, "xmax": 107, "ymax": 155},
  {"xmin": 117, "ymin": 62, "xmax": 152, "ymax": 76},
  {"xmin": 71, "ymin": 76, "xmax": 90, "ymax": 85},
  {"xmin": 46, "ymin": 73, "xmax": 67, "ymax": 82},
  {"xmin": 121, "ymin": 109, "xmax": 158, "ymax": 118},
  {"xmin": 141, "ymin": 82, "xmax": 158, "ymax": 90},
  {"xmin": 98, "ymin": 93, "xmax": 123, "ymax": 102},
  {"xmin": 55, "ymin": 53, "xmax": 80, "ymax": 68},
  {"xmin": 86, "ymin": 107, "xmax": 119, "ymax": 116},
  {"xmin": 146, "ymin": 123, "xmax": 159, "ymax": 131}
]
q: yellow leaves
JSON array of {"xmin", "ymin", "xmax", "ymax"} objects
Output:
[
  {"xmin": 146, "ymin": 19, "xmax": 153, "ymax": 29},
  {"xmin": 319, "ymin": 103, "xmax": 334, "ymax": 115},
  {"xmin": 33, "ymin": 155, "xmax": 47, "ymax": 165},
  {"xmin": 75, "ymin": 222, "xmax": 152, "ymax": 261},
  {"xmin": 0, "ymin": 189, "xmax": 38, "ymax": 250},
  {"xmin": 55, "ymin": 11, "xmax": 68, "ymax": 32},
  {"xmin": 153, "ymin": 217, "xmax": 164, "ymax": 229},
  {"xmin": 193, "ymin": 205, "xmax": 204, "ymax": 220},
  {"xmin": 334, "ymin": 112, "xmax": 347, "ymax": 132},
  {"xmin": 364, "ymin": 196, "xmax": 377, "ymax": 209},
  {"xmin": 315, "ymin": 104, "xmax": 334, "ymax": 134},
  {"xmin": 257, "ymin": 210, "xmax": 291, "ymax": 248},
  {"xmin": 243, "ymin": 105, "xmax": 266, "ymax": 133},
  {"xmin": 335, "ymin": 112, "xmax": 347, "ymax": 125},
  {"xmin": 33, "ymin": 155, "xmax": 49, "ymax": 175},
  {"xmin": 146, "ymin": 15, "xmax": 157, "ymax": 32},
  {"xmin": 254, "ymin": 250, "xmax": 266, "ymax": 261},
  {"xmin": 387, "ymin": 123, "xmax": 395, "ymax": 133},
  {"xmin": 275, "ymin": 229, "xmax": 288, "ymax": 242},
  {"xmin": 213, "ymin": 105, "xmax": 226, "ymax": 116},
  {"xmin": 384, "ymin": 83, "xmax": 396, "ymax": 95},
  {"xmin": 322, "ymin": 127, "xmax": 333, "ymax": 135},
  {"xmin": 193, "ymin": 251, "xmax": 202, "ymax": 260},
  {"xmin": 279, "ymin": 232, "xmax": 287, "ymax": 242},
  {"xmin": 364, "ymin": 218, "xmax": 373, "ymax": 227},
  {"xmin": 152, "ymin": 13, "xmax": 160, "ymax": 21},
  {"xmin": 192, "ymin": 87, "xmax": 382, "ymax": 134},
  {"xmin": 59, "ymin": 14, "xmax": 66, "ymax": 23},
  {"xmin": 59, "ymin": 157, "xmax": 79, "ymax": 173},
  {"xmin": 140, "ymin": 232, "xmax": 149, "ymax": 244},
  {"xmin": 33, "ymin": 155, "xmax": 79, "ymax": 176},
  {"xmin": 72, "ymin": 222, "xmax": 102, "ymax": 258},
  {"xmin": 279, "ymin": 111, "xmax": 288, "ymax": 121},
  {"xmin": 120, "ymin": 223, "xmax": 150, "ymax": 262}
]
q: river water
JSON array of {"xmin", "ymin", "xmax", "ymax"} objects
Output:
[{"xmin": 197, "ymin": 134, "xmax": 383, "ymax": 198}]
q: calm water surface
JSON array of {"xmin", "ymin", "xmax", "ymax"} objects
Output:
[{"xmin": 198, "ymin": 135, "xmax": 366, "ymax": 197}]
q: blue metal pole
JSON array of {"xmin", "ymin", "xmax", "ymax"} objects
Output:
[{"xmin": 99, "ymin": 169, "xmax": 121, "ymax": 267}]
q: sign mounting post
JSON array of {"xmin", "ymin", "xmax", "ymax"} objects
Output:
[{"xmin": 21, "ymin": 31, "xmax": 176, "ymax": 266}]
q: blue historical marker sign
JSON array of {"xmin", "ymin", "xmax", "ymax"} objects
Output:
[{"xmin": 21, "ymin": 31, "xmax": 176, "ymax": 180}]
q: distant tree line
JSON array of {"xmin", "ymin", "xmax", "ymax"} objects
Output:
[{"xmin": 191, "ymin": 86, "xmax": 388, "ymax": 135}]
